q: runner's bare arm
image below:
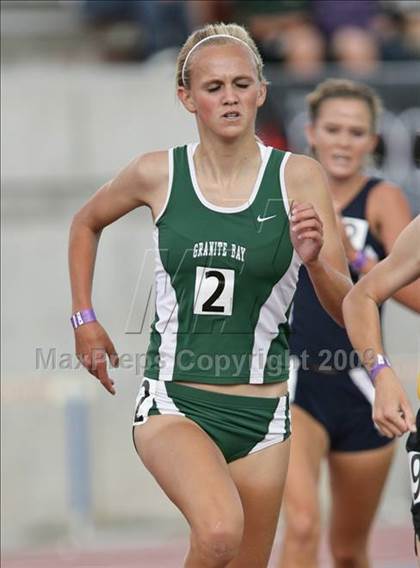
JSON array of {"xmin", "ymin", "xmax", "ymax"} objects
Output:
[
  {"xmin": 286, "ymin": 154, "xmax": 352, "ymax": 326},
  {"xmin": 68, "ymin": 151, "xmax": 168, "ymax": 393},
  {"xmin": 343, "ymin": 215, "xmax": 420, "ymax": 362},
  {"xmin": 368, "ymin": 182, "xmax": 420, "ymax": 311},
  {"xmin": 343, "ymin": 217, "xmax": 420, "ymax": 436}
]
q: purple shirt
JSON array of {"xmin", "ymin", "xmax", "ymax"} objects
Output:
[{"xmin": 312, "ymin": 0, "xmax": 378, "ymax": 38}]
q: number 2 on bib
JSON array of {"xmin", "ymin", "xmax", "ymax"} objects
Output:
[{"xmin": 193, "ymin": 266, "xmax": 235, "ymax": 316}]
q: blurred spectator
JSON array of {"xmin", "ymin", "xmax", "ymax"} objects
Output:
[
  {"xmin": 84, "ymin": 0, "xmax": 191, "ymax": 61},
  {"xmin": 187, "ymin": 0, "xmax": 234, "ymax": 27},
  {"xmin": 233, "ymin": 0, "xmax": 312, "ymax": 61},
  {"xmin": 82, "ymin": 0, "xmax": 418, "ymax": 72},
  {"xmin": 331, "ymin": 26, "xmax": 380, "ymax": 75},
  {"xmin": 309, "ymin": 1, "xmax": 384, "ymax": 74},
  {"xmin": 373, "ymin": 8, "xmax": 416, "ymax": 60},
  {"xmin": 376, "ymin": 0, "xmax": 420, "ymax": 59},
  {"xmin": 311, "ymin": 0, "xmax": 378, "ymax": 39},
  {"xmin": 405, "ymin": 10, "xmax": 420, "ymax": 57},
  {"xmin": 232, "ymin": 0, "xmax": 326, "ymax": 78},
  {"xmin": 282, "ymin": 24, "xmax": 326, "ymax": 79}
]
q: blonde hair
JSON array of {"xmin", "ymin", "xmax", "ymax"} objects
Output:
[
  {"xmin": 176, "ymin": 23, "xmax": 266, "ymax": 89},
  {"xmin": 307, "ymin": 78, "xmax": 383, "ymax": 132}
]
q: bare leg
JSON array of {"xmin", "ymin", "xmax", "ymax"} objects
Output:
[
  {"xmin": 328, "ymin": 443, "xmax": 395, "ymax": 568},
  {"xmin": 277, "ymin": 405, "xmax": 329, "ymax": 568},
  {"xmin": 227, "ymin": 437, "xmax": 291, "ymax": 567},
  {"xmin": 134, "ymin": 416, "xmax": 244, "ymax": 568}
]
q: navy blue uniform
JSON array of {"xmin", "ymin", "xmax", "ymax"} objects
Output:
[
  {"xmin": 407, "ymin": 410, "xmax": 420, "ymax": 551},
  {"xmin": 290, "ymin": 178, "xmax": 393, "ymax": 452}
]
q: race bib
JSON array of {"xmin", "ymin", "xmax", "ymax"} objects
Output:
[
  {"xmin": 408, "ymin": 450, "xmax": 420, "ymax": 505},
  {"xmin": 193, "ymin": 266, "xmax": 235, "ymax": 316},
  {"xmin": 342, "ymin": 217, "xmax": 369, "ymax": 251}
]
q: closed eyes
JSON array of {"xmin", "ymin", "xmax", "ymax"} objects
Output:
[{"xmin": 207, "ymin": 82, "xmax": 251, "ymax": 92}]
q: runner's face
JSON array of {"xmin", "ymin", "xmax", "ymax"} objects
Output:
[
  {"xmin": 178, "ymin": 43, "xmax": 266, "ymax": 139},
  {"xmin": 306, "ymin": 98, "xmax": 377, "ymax": 180}
]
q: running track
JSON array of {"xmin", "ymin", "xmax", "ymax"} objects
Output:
[{"xmin": 2, "ymin": 526, "xmax": 415, "ymax": 567}]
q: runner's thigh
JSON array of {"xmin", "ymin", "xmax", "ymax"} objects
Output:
[
  {"xmin": 226, "ymin": 437, "xmax": 291, "ymax": 567},
  {"xmin": 284, "ymin": 405, "xmax": 329, "ymax": 521},
  {"xmin": 328, "ymin": 444, "xmax": 395, "ymax": 548},
  {"xmin": 134, "ymin": 416, "xmax": 244, "ymax": 534}
]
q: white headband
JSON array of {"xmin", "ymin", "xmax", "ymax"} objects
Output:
[{"xmin": 181, "ymin": 34, "xmax": 258, "ymax": 87}]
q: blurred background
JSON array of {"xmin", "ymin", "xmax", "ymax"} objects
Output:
[{"xmin": 1, "ymin": 1, "xmax": 419, "ymax": 566}]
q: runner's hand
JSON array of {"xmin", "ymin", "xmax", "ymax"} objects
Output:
[
  {"xmin": 74, "ymin": 322, "xmax": 119, "ymax": 395},
  {"xmin": 373, "ymin": 367, "xmax": 416, "ymax": 437},
  {"xmin": 290, "ymin": 202, "xmax": 324, "ymax": 264}
]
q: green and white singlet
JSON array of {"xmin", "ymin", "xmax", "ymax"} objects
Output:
[{"xmin": 144, "ymin": 143, "xmax": 301, "ymax": 384}]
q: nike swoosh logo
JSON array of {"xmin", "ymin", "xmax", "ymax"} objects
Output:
[{"xmin": 257, "ymin": 214, "xmax": 277, "ymax": 223}]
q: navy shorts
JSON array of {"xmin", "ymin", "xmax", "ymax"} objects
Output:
[{"xmin": 291, "ymin": 364, "xmax": 393, "ymax": 452}]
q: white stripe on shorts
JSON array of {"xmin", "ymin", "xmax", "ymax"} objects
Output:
[
  {"xmin": 249, "ymin": 394, "xmax": 290, "ymax": 455},
  {"xmin": 348, "ymin": 367, "xmax": 375, "ymax": 405},
  {"xmin": 133, "ymin": 379, "xmax": 185, "ymax": 426},
  {"xmin": 152, "ymin": 380, "xmax": 185, "ymax": 416}
]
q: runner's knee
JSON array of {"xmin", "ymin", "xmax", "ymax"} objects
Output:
[
  {"xmin": 192, "ymin": 511, "xmax": 244, "ymax": 564},
  {"xmin": 331, "ymin": 542, "xmax": 366, "ymax": 568},
  {"xmin": 285, "ymin": 505, "xmax": 320, "ymax": 543}
]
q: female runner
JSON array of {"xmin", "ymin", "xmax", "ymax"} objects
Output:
[
  {"xmin": 279, "ymin": 79, "xmax": 419, "ymax": 568},
  {"xmin": 69, "ymin": 25, "xmax": 351, "ymax": 568}
]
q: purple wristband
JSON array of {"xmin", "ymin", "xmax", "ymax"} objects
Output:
[
  {"xmin": 350, "ymin": 250, "xmax": 368, "ymax": 272},
  {"xmin": 369, "ymin": 354, "xmax": 391, "ymax": 383},
  {"xmin": 71, "ymin": 308, "xmax": 97, "ymax": 329}
]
